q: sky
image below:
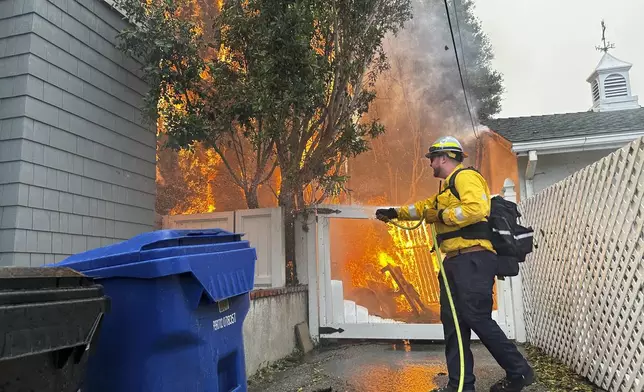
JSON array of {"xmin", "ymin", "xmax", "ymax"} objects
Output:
[{"xmin": 472, "ymin": 0, "xmax": 644, "ymax": 119}]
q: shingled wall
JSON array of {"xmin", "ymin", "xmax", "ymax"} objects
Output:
[{"xmin": 0, "ymin": 0, "xmax": 155, "ymax": 266}]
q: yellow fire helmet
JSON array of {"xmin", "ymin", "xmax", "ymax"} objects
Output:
[{"xmin": 425, "ymin": 136, "xmax": 468, "ymax": 161}]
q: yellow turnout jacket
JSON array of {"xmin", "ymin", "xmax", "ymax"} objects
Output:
[{"xmin": 396, "ymin": 164, "xmax": 495, "ymax": 254}]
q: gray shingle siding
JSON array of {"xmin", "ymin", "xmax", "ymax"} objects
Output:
[{"xmin": 0, "ymin": 0, "xmax": 155, "ymax": 266}]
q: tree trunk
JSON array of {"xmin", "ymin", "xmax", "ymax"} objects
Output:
[
  {"xmin": 278, "ymin": 181, "xmax": 299, "ymax": 285},
  {"xmin": 244, "ymin": 186, "xmax": 260, "ymax": 209}
]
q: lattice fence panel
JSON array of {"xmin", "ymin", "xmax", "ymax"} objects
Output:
[{"xmin": 520, "ymin": 137, "xmax": 644, "ymax": 392}]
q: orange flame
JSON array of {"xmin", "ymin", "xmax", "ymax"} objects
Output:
[
  {"xmin": 168, "ymin": 144, "xmax": 221, "ymax": 215},
  {"xmin": 333, "ymin": 217, "xmax": 439, "ymax": 320},
  {"xmin": 332, "ymin": 213, "xmax": 499, "ymax": 323}
]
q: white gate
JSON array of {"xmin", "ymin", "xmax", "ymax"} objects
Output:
[{"xmin": 304, "ymin": 184, "xmax": 522, "ymax": 341}]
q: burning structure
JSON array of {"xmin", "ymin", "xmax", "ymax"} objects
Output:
[{"xmin": 330, "ymin": 218, "xmax": 443, "ymax": 323}]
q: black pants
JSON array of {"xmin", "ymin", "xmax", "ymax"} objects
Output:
[{"xmin": 439, "ymin": 250, "xmax": 531, "ymax": 388}]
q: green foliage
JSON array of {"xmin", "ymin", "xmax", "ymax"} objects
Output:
[
  {"xmin": 114, "ymin": 0, "xmax": 412, "ymax": 208},
  {"xmin": 450, "ymin": 0, "xmax": 504, "ymax": 121}
]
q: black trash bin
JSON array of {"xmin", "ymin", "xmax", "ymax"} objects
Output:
[{"xmin": 0, "ymin": 267, "xmax": 110, "ymax": 392}]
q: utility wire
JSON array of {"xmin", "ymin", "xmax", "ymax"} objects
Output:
[
  {"xmin": 443, "ymin": 0, "xmax": 479, "ymax": 139},
  {"xmin": 451, "ymin": 0, "xmax": 478, "ymax": 139}
]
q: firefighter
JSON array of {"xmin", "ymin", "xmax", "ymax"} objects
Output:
[{"xmin": 375, "ymin": 136, "xmax": 534, "ymax": 392}]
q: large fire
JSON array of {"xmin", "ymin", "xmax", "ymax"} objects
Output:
[
  {"xmin": 154, "ymin": 0, "xmax": 517, "ymax": 326},
  {"xmin": 158, "ymin": 133, "xmax": 511, "ymax": 324}
]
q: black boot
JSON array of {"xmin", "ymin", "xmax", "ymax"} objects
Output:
[{"xmin": 489, "ymin": 367, "xmax": 535, "ymax": 392}]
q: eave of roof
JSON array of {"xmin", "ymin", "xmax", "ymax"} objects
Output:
[{"xmin": 510, "ymin": 130, "xmax": 644, "ymax": 156}]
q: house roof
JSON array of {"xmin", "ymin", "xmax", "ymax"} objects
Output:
[
  {"xmin": 481, "ymin": 107, "xmax": 644, "ymax": 143},
  {"xmin": 587, "ymin": 52, "xmax": 633, "ymax": 81},
  {"xmin": 594, "ymin": 52, "xmax": 632, "ymax": 72}
]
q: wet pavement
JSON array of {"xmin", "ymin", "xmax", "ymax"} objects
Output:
[{"xmin": 248, "ymin": 341, "xmax": 549, "ymax": 392}]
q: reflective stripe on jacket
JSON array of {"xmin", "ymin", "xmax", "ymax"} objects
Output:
[{"xmin": 396, "ymin": 164, "xmax": 495, "ymax": 254}]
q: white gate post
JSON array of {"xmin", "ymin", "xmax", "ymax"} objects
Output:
[
  {"xmin": 296, "ymin": 212, "xmax": 320, "ymax": 344},
  {"xmin": 503, "ymin": 179, "xmax": 527, "ymax": 343}
]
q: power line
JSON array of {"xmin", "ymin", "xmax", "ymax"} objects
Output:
[
  {"xmin": 451, "ymin": 0, "xmax": 477, "ymax": 138},
  {"xmin": 443, "ymin": 0, "xmax": 478, "ymax": 139}
]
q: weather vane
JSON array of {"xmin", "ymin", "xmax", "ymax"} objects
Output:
[{"xmin": 596, "ymin": 19, "xmax": 615, "ymax": 53}]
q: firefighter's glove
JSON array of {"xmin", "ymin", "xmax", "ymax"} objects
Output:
[
  {"xmin": 375, "ymin": 208, "xmax": 397, "ymax": 222},
  {"xmin": 423, "ymin": 209, "xmax": 439, "ymax": 223}
]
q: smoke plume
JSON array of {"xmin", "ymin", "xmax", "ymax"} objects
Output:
[{"xmin": 347, "ymin": 0, "xmax": 497, "ymax": 206}]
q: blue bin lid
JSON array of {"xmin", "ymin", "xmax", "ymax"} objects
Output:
[{"xmin": 56, "ymin": 229, "xmax": 244, "ymax": 273}]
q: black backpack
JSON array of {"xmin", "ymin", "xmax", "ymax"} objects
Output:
[{"xmin": 436, "ymin": 167, "xmax": 535, "ymax": 263}]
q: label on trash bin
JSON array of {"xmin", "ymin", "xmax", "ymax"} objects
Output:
[
  {"xmin": 213, "ymin": 313, "xmax": 236, "ymax": 331},
  {"xmin": 217, "ymin": 299, "xmax": 230, "ymax": 313}
]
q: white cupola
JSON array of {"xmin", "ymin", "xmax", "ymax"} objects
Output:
[{"xmin": 587, "ymin": 22, "xmax": 639, "ymax": 112}]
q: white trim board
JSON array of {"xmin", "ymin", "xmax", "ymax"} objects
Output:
[
  {"xmin": 512, "ymin": 130, "xmax": 644, "ymax": 156},
  {"xmin": 319, "ymin": 316, "xmax": 510, "ymax": 340},
  {"xmin": 101, "ymin": 0, "xmax": 128, "ymax": 18}
]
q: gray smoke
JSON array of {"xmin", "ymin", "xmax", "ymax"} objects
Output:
[
  {"xmin": 378, "ymin": 0, "xmax": 489, "ymax": 136},
  {"xmin": 350, "ymin": 0, "xmax": 497, "ymax": 204}
]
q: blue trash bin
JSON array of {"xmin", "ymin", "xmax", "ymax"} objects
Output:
[{"xmin": 54, "ymin": 229, "xmax": 256, "ymax": 392}]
